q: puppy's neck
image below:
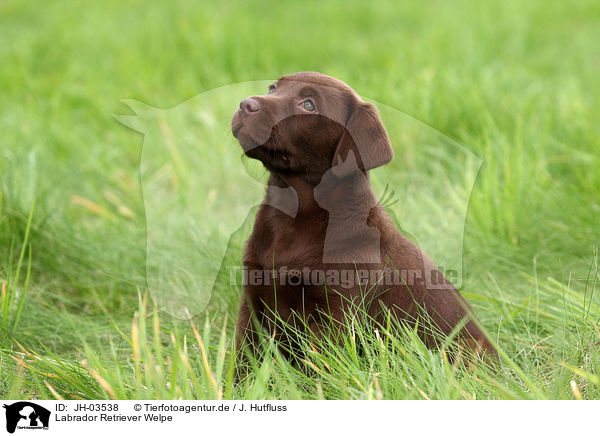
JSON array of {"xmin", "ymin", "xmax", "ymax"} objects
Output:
[
  {"xmin": 266, "ymin": 171, "xmax": 377, "ymax": 221},
  {"xmin": 266, "ymin": 173, "xmax": 322, "ymax": 218}
]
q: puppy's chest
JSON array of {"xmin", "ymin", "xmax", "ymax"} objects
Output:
[{"xmin": 253, "ymin": 218, "xmax": 326, "ymax": 270}]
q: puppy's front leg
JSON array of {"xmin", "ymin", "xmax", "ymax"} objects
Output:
[{"xmin": 235, "ymin": 296, "xmax": 252, "ymax": 350}]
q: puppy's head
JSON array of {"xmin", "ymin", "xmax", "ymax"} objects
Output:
[{"xmin": 232, "ymin": 72, "xmax": 393, "ymax": 180}]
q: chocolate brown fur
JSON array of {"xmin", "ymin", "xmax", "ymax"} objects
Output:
[{"xmin": 231, "ymin": 72, "xmax": 495, "ymax": 360}]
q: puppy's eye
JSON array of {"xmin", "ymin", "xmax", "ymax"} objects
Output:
[
  {"xmin": 302, "ymin": 99, "xmax": 316, "ymax": 112},
  {"xmin": 268, "ymin": 84, "xmax": 276, "ymax": 94}
]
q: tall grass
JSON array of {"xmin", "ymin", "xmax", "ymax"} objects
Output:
[
  {"xmin": 1, "ymin": 201, "xmax": 34, "ymax": 335},
  {"xmin": 8, "ymin": 267, "xmax": 600, "ymax": 400}
]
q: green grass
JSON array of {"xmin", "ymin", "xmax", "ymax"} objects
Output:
[{"xmin": 1, "ymin": 0, "xmax": 600, "ymax": 399}]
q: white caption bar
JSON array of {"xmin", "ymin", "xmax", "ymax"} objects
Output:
[{"xmin": 0, "ymin": 400, "xmax": 594, "ymax": 436}]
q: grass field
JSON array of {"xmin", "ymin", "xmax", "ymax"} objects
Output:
[{"xmin": 1, "ymin": 0, "xmax": 599, "ymax": 400}]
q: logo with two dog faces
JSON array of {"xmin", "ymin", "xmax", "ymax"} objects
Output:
[{"xmin": 2, "ymin": 402, "xmax": 50, "ymax": 434}]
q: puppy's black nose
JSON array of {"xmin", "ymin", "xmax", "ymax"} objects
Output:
[{"xmin": 240, "ymin": 97, "xmax": 260, "ymax": 113}]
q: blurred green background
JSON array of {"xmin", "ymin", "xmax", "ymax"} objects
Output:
[{"xmin": 1, "ymin": 0, "xmax": 599, "ymax": 399}]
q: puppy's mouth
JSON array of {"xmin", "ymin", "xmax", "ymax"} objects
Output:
[
  {"xmin": 231, "ymin": 119, "xmax": 272, "ymax": 153},
  {"xmin": 245, "ymin": 143, "xmax": 290, "ymax": 165},
  {"xmin": 231, "ymin": 123, "xmax": 242, "ymax": 138},
  {"xmin": 232, "ymin": 121, "xmax": 291, "ymax": 168}
]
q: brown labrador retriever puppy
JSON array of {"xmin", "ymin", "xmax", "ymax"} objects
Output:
[{"xmin": 231, "ymin": 72, "xmax": 495, "ymax": 361}]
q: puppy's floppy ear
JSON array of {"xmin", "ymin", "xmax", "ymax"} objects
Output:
[{"xmin": 331, "ymin": 101, "xmax": 393, "ymax": 178}]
